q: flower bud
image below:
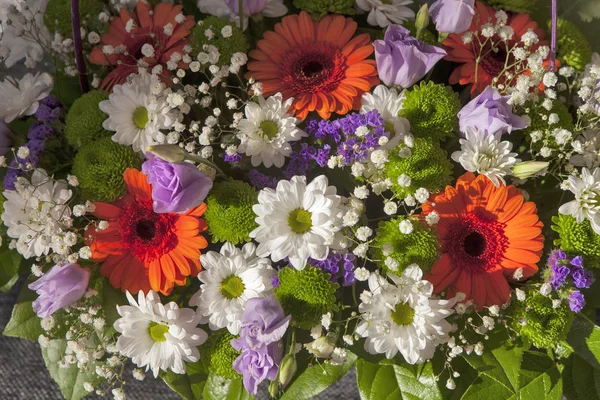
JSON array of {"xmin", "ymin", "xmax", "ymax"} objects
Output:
[
  {"xmin": 415, "ymin": 3, "xmax": 430, "ymax": 36},
  {"xmin": 278, "ymin": 353, "xmax": 297, "ymax": 388},
  {"xmin": 146, "ymin": 144, "xmax": 186, "ymax": 163},
  {"xmin": 268, "ymin": 380, "xmax": 280, "ymax": 398},
  {"xmin": 512, "ymin": 161, "xmax": 549, "ymax": 179},
  {"xmin": 304, "ymin": 336, "xmax": 335, "ymax": 358}
]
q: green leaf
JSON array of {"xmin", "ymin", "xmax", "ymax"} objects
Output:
[
  {"xmin": 41, "ymin": 338, "xmax": 98, "ymax": 400},
  {"xmin": 569, "ymin": 354, "xmax": 600, "ymax": 400},
  {"xmin": 567, "ymin": 313, "xmax": 600, "ymax": 369},
  {"xmin": 202, "ymin": 374, "xmax": 254, "ymax": 400},
  {"xmin": 161, "ymin": 360, "xmax": 208, "ymax": 400},
  {"xmin": 101, "ymin": 280, "xmax": 127, "ymax": 330},
  {"xmin": 3, "ymin": 296, "xmax": 43, "ymax": 341},
  {"xmin": 0, "ymin": 249, "xmax": 21, "ymax": 293},
  {"xmin": 356, "ymin": 359, "xmax": 442, "ymax": 400},
  {"xmin": 280, "ymin": 351, "xmax": 357, "ymax": 400},
  {"xmin": 517, "ymin": 351, "xmax": 562, "ymax": 400}
]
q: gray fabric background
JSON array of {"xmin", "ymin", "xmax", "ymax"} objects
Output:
[{"xmin": 0, "ymin": 280, "xmax": 358, "ymax": 400}]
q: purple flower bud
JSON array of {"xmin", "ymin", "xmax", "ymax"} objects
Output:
[
  {"xmin": 569, "ymin": 290, "xmax": 585, "ymax": 313},
  {"xmin": 570, "ymin": 256, "xmax": 584, "ymax": 268},
  {"xmin": 430, "ymin": 0, "xmax": 475, "ymax": 34},
  {"xmin": 28, "ymin": 263, "xmax": 90, "ymax": 318},
  {"xmin": 142, "ymin": 156, "xmax": 213, "ymax": 214},
  {"xmin": 458, "ymin": 86, "xmax": 528, "ymax": 135},
  {"xmin": 374, "ymin": 25, "xmax": 446, "ymax": 88}
]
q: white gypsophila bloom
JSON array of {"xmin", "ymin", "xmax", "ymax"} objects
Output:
[
  {"xmin": 451, "ymin": 127, "xmax": 519, "ymax": 187},
  {"xmin": 100, "ymin": 72, "xmax": 176, "ymax": 153},
  {"xmin": 189, "ymin": 242, "xmax": 274, "ymax": 335},
  {"xmin": 2, "ymin": 169, "xmax": 72, "ymax": 259},
  {"xmin": 356, "ymin": 266, "xmax": 457, "ymax": 363},
  {"xmin": 197, "ymin": 0, "xmax": 287, "ymax": 30},
  {"xmin": 0, "ymin": 72, "xmax": 53, "ymax": 123},
  {"xmin": 356, "ymin": 0, "xmax": 415, "ymax": 27},
  {"xmin": 570, "ymin": 130, "xmax": 600, "ymax": 169},
  {"xmin": 559, "ymin": 167, "xmax": 600, "ymax": 234},
  {"xmin": 236, "ymin": 93, "xmax": 307, "ymax": 168},
  {"xmin": 114, "ymin": 290, "xmax": 207, "ymax": 378},
  {"xmin": 250, "ymin": 175, "xmax": 344, "ymax": 270},
  {"xmin": 361, "ymin": 85, "xmax": 411, "ymax": 149}
]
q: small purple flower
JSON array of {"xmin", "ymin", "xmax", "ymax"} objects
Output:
[
  {"xmin": 569, "ymin": 290, "xmax": 585, "ymax": 313},
  {"xmin": 142, "ymin": 156, "xmax": 213, "ymax": 214},
  {"xmin": 35, "ymin": 95, "xmax": 61, "ymax": 123},
  {"xmin": 248, "ymin": 169, "xmax": 278, "ymax": 190},
  {"xmin": 548, "ymin": 249, "xmax": 567, "ymax": 269},
  {"xmin": 224, "ymin": 152, "xmax": 242, "ymax": 163},
  {"xmin": 224, "ymin": 0, "xmax": 267, "ymax": 15},
  {"xmin": 570, "ymin": 256, "xmax": 584, "ymax": 268},
  {"xmin": 571, "ymin": 266, "xmax": 594, "ymax": 289},
  {"xmin": 28, "ymin": 263, "xmax": 90, "ymax": 318},
  {"xmin": 458, "ymin": 86, "xmax": 528, "ymax": 135},
  {"xmin": 310, "ymin": 252, "xmax": 356, "ymax": 287},
  {"xmin": 271, "ymin": 274, "xmax": 280, "ymax": 288},
  {"xmin": 27, "ymin": 122, "xmax": 54, "ymax": 141},
  {"xmin": 373, "ymin": 25, "xmax": 446, "ymax": 88},
  {"xmin": 430, "ymin": 0, "xmax": 475, "ymax": 34},
  {"xmin": 549, "ymin": 264, "xmax": 569, "ymax": 289}
]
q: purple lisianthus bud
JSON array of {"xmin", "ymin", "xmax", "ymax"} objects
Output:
[
  {"xmin": 458, "ymin": 86, "xmax": 528, "ymax": 135},
  {"xmin": 28, "ymin": 263, "xmax": 90, "ymax": 318},
  {"xmin": 224, "ymin": 0, "xmax": 267, "ymax": 15},
  {"xmin": 232, "ymin": 343, "xmax": 281, "ymax": 395},
  {"xmin": 374, "ymin": 25, "xmax": 447, "ymax": 88},
  {"xmin": 569, "ymin": 290, "xmax": 585, "ymax": 313},
  {"xmin": 430, "ymin": 0, "xmax": 475, "ymax": 34},
  {"xmin": 142, "ymin": 156, "xmax": 213, "ymax": 214}
]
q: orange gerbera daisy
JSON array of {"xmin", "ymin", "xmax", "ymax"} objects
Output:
[
  {"xmin": 246, "ymin": 11, "xmax": 379, "ymax": 120},
  {"xmin": 443, "ymin": 1, "xmax": 548, "ymax": 97},
  {"xmin": 87, "ymin": 169, "xmax": 207, "ymax": 295},
  {"xmin": 89, "ymin": 1, "xmax": 195, "ymax": 90},
  {"xmin": 422, "ymin": 173, "xmax": 544, "ymax": 308}
]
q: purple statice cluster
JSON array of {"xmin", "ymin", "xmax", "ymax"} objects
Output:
[
  {"xmin": 305, "ymin": 109, "xmax": 387, "ymax": 167},
  {"xmin": 547, "ymin": 249, "xmax": 594, "ymax": 313},
  {"xmin": 3, "ymin": 96, "xmax": 60, "ymax": 190},
  {"xmin": 309, "ymin": 252, "xmax": 356, "ymax": 287},
  {"xmin": 231, "ymin": 296, "xmax": 291, "ymax": 395},
  {"xmin": 248, "ymin": 169, "xmax": 278, "ymax": 189},
  {"xmin": 283, "ymin": 143, "xmax": 331, "ymax": 179}
]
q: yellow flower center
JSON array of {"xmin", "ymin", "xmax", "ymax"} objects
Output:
[
  {"xmin": 220, "ymin": 275, "xmax": 245, "ymax": 299},
  {"xmin": 259, "ymin": 120, "xmax": 279, "ymax": 140},
  {"xmin": 148, "ymin": 321, "xmax": 169, "ymax": 342},
  {"xmin": 287, "ymin": 208, "xmax": 313, "ymax": 234},
  {"xmin": 390, "ymin": 302, "xmax": 415, "ymax": 326},
  {"xmin": 133, "ymin": 106, "xmax": 149, "ymax": 129}
]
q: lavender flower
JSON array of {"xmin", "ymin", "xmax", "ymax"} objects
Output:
[
  {"xmin": 248, "ymin": 169, "xmax": 278, "ymax": 190},
  {"xmin": 549, "ymin": 264, "xmax": 569, "ymax": 289},
  {"xmin": 569, "ymin": 290, "xmax": 585, "ymax": 313},
  {"xmin": 35, "ymin": 96, "xmax": 61, "ymax": 123},
  {"xmin": 310, "ymin": 252, "xmax": 356, "ymax": 286},
  {"xmin": 28, "ymin": 263, "xmax": 90, "ymax": 318},
  {"xmin": 571, "ymin": 266, "xmax": 594, "ymax": 289},
  {"xmin": 430, "ymin": 0, "xmax": 475, "ymax": 34}
]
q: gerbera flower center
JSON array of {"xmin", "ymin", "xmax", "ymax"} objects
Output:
[
  {"xmin": 282, "ymin": 45, "xmax": 347, "ymax": 96},
  {"xmin": 301, "ymin": 60, "xmax": 325, "ymax": 78},
  {"xmin": 288, "ymin": 208, "xmax": 313, "ymax": 234},
  {"xmin": 148, "ymin": 321, "xmax": 169, "ymax": 342},
  {"xmin": 220, "ymin": 275, "xmax": 245, "ymax": 299},
  {"xmin": 390, "ymin": 302, "xmax": 415, "ymax": 326},
  {"xmin": 478, "ymin": 40, "xmax": 515, "ymax": 82},
  {"xmin": 133, "ymin": 106, "xmax": 149, "ymax": 129},
  {"xmin": 259, "ymin": 120, "xmax": 279, "ymax": 140},
  {"xmin": 463, "ymin": 231, "xmax": 487, "ymax": 257},
  {"xmin": 136, "ymin": 219, "xmax": 157, "ymax": 240}
]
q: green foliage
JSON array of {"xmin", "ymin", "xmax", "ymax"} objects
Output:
[
  {"xmin": 398, "ymin": 81, "xmax": 460, "ymax": 142},
  {"xmin": 161, "ymin": 360, "xmax": 208, "ymax": 400},
  {"xmin": 481, "ymin": 0, "xmax": 537, "ymax": 13},
  {"xmin": 199, "ymin": 330, "xmax": 241, "ymax": 379},
  {"xmin": 204, "ymin": 180, "xmax": 258, "ymax": 245},
  {"xmin": 44, "ymin": 0, "xmax": 104, "ymax": 38},
  {"xmin": 274, "ymin": 266, "xmax": 338, "ymax": 330},
  {"xmin": 384, "ymin": 138, "xmax": 453, "ymax": 199},
  {"xmin": 567, "ymin": 313, "xmax": 600, "ymax": 369},
  {"xmin": 64, "ymin": 90, "xmax": 110, "ymax": 150},
  {"xmin": 371, "ymin": 217, "xmax": 440, "ymax": 274},
  {"xmin": 279, "ymin": 351, "xmax": 357, "ymax": 400},
  {"xmin": 552, "ymin": 214, "xmax": 600, "ymax": 267},
  {"xmin": 292, "ymin": 0, "xmax": 355, "ymax": 18},
  {"xmin": 0, "ymin": 248, "xmax": 21, "ymax": 293},
  {"xmin": 190, "ymin": 17, "xmax": 249, "ymax": 68},
  {"xmin": 3, "ymin": 286, "xmax": 43, "ymax": 341},
  {"xmin": 203, "ymin": 374, "xmax": 254, "ymax": 400},
  {"xmin": 551, "ymin": 18, "xmax": 593, "ymax": 70},
  {"xmin": 562, "ymin": 353, "xmax": 600, "ymax": 400},
  {"xmin": 72, "ymin": 137, "xmax": 141, "ymax": 202}
]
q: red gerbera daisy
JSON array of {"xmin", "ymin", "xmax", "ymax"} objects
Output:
[
  {"xmin": 422, "ymin": 173, "xmax": 544, "ymax": 308},
  {"xmin": 443, "ymin": 1, "xmax": 548, "ymax": 97},
  {"xmin": 246, "ymin": 11, "xmax": 379, "ymax": 120},
  {"xmin": 87, "ymin": 169, "xmax": 208, "ymax": 295},
  {"xmin": 89, "ymin": 1, "xmax": 195, "ymax": 90}
]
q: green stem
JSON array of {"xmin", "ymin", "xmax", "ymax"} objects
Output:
[{"xmin": 238, "ymin": 0, "xmax": 244, "ymax": 30}]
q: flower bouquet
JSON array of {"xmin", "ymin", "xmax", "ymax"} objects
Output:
[{"xmin": 1, "ymin": 0, "xmax": 600, "ymax": 398}]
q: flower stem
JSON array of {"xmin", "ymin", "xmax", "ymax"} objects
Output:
[
  {"xmin": 238, "ymin": 0, "xmax": 244, "ymax": 30},
  {"xmin": 550, "ymin": 0, "xmax": 558, "ymax": 72},
  {"xmin": 71, "ymin": 0, "xmax": 89, "ymax": 93}
]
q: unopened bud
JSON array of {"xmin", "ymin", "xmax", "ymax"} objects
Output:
[
  {"xmin": 268, "ymin": 379, "xmax": 280, "ymax": 398},
  {"xmin": 197, "ymin": 164, "xmax": 216, "ymax": 180},
  {"xmin": 415, "ymin": 3, "xmax": 429, "ymax": 38},
  {"xmin": 512, "ymin": 161, "xmax": 549, "ymax": 179},
  {"xmin": 278, "ymin": 353, "xmax": 297, "ymax": 388},
  {"xmin": 146, "ymin": 144, "xmax": 186, "ymax": 163}
]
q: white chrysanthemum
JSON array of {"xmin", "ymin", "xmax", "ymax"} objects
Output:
[
  {"xmin": 451, "ymin": 127, "xmax": 519, "ymax": 187},
  {"xmin": 250, "ymin": 175, "xmax": 344, "ymax": 270},
  {"xmin": 190, "ymin": 242, "xmax": 275, "ymax": 335},
  {"xmin": 1, "ymin": 169, "xmax": 72, "ymax": 259},
  {"xmin": 237, "ymin": 93, "xmax": 307, "ymax": 168},
  {"xmin": 114, "ymin": 290, "xmax": 207, "ymax": 378},
  {"xmin": 570, "ymin": 130, "xmax": 600, "ymax": 169},
  {"xmin": 356, "ymin": 0, "xmax": 415, "ymax": 27},
  {"xmin": 356, "ymin": 266, "xmax": 456, "ymax": 363},
  {"xmin": 0, "ymin": 72, "xmax": 53, "ymax": 123},
  {"xmin": 197, "ymin": 0, "xmax": 287, "ymax": 30},
  {"xmin": 100, "ymin": 73, "xmax": 175, "ymax": 152},
  {"xmin": 559, "ymin": 167, "xmax": 600, "ymax": 234},
  {"xmin": 361, "ymin": 85, "xmax": 410, "ymax": 149}
]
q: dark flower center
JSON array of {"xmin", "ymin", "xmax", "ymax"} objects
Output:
[
  {"xmin": 302, "ymin": 61, "xmax": 325, "ymax": 78},
  {"xmin": 463, "ymin": 231, "xmax": 487, "ymax": 257},
  {"xmin": 136, "ymin": 219, "xmax": 157, "ymax": 241}
]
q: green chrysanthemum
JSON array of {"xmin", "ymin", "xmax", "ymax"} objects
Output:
[
  {"xmin": 72, "ymin": 137, "xmax": 141, "ymax": 202},
  {"xmin": 44, "ymin": 0, "xmax": 104, "ymax": 38},
  {"xmin": 385, "ymin": 138, "xmax": 453, "ymax": 199},
  {"xmin": 510, "ymin": 290, "xmax": 574, "ymax": 350},
  {"xmin": 274, "ymin": 266, "xmax": 338, "ymax": 330},
  {"xmin": 549, "ymin": 18, "xmax": 593, "ymax": 71},
  {"xmin": 552, "ymin": 214, "xmax": 600, "ymax": 267},
  {"xmin": 190, "ymin": 17, "xmax": 249, "ymax": 68},
  {"xmin": 398, "ymin": 81, "xmax": 460, "ymax": 142},
  {"xmin": 403, "ymin": 22, "xmax": 438, "ymax": 46},
  {"xmin": 481, "ymin": 0, "xmax": 536, "ymax": 13},
  {"xmin": 371, "ymin": 217, "xmax": 440, "ymax": 274},
  {"xmin": 198, "ymin": 330, "xmax": 241, "ymax": 379},
  {"xmin": 64, "ymin": 90, "xmax": 111, "ymax": 149},
  {"xmin": 292, "ymin": 0, "xmax": 355, "ymax": 18},
  {"xmin": 204, "ymin": 180, "xmax": 258, "ymax": 245}
]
